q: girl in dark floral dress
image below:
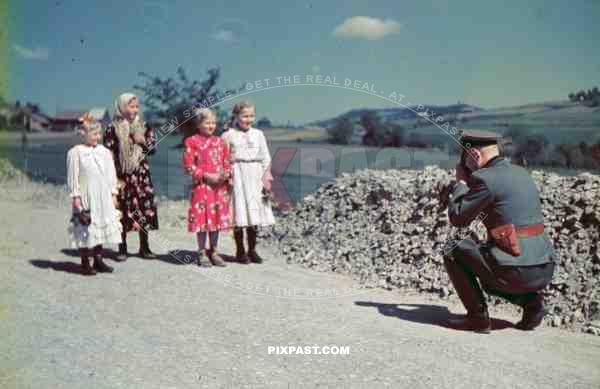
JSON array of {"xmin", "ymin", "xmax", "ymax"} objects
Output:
[{"xmin": 104, "ymin": 93, "xmax": 159, "ymax": 260}]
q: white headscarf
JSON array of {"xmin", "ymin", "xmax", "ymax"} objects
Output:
[{"xmin": 112, "ymin": 93, "xmax": 145, "ymax": 174}]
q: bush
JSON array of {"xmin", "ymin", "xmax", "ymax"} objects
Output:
[{"xmin": 327, "ymin": 117, "xmax": 354, "ymax": 145}]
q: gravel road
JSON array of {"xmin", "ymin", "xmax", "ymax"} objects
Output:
[{"xmin": 2, "ymin": 197, "xmax": 600, "ymax": 389}]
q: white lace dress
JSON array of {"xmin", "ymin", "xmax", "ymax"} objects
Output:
[
  {"xmin": 222, "ymin": 127, "xmax": 275, "ymax": 227},
  {"xmin": 67, "ymin": 144, "xmax": 122, "ymax": 248}
]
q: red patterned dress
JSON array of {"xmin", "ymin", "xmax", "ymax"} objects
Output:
[{"xmin": 182, "ymin": 133, "xmax": 232, "ymax": 232}]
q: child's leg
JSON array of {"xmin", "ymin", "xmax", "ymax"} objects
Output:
[
  {"xmin": 196, "ymin": 231, "xmax": 207, "ymax": 252},
  {"xmin": 208, "ymin": 231, "xmax": 226, "ymax": 267},
  {"xmin": 92, "ymin": 244, "xmax": 113, "ymax": 273},
  {"xmin": 117, "ymin": 230, "xmax": 127, "ymax": 261},
  {"xmin": 246, "ymin": 226, "xmax": 263, "ymax": 263},
  {"xmin": 233, "ymin": 227, "xmax": 246, "ymax": 258},
  {"xmin": 196, "ymin": 231, "xmax": 211, "ymax": 267},
  {"xmin": 79, "ymin": 247, "xmax": 96, "ymax": 275},
  {"xmin": 209, "ymin": 231, "xmax": 219, "ymax": 250}
]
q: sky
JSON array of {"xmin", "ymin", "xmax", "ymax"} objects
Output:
[{"xmin": 7, "ymin": 0, "xmax": 600, "ymax": 124}]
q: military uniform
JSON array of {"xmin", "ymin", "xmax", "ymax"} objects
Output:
[{"xmin": 443, "ymin": 130, "xmax": 556, "ymax": 332}]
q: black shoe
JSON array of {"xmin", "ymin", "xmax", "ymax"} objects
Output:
[
  {"xmin": 445, "ymin": 314, "xmax": 491, "ymax": 334},
  {"xmin": 247, "ymin": 250, "xmax": 263, "ymax": 264},
  {"xmin": 516, "ymin": 296, "xmax": 545, "ymax": 331},
  {"xmin": 138, "ymin": 248, "xmax": 158, "ymax": 260},
  {"xmin": 236, "ymin": 251, "xmax": 250, "ymax": 264},
  {"xmin": 115, "ymin": 244, "xmax": 128, "ymax": 262},
  {"xmin": 93, "ymin": 255, "xmax": 114, "ymax": 273},
  {"xmin": 81, "ymin": 255, "xmax": 97, "ymax": 276}
]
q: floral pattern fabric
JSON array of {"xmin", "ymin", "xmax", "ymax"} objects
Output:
[
  {"xmin": 103, "ymin": 123, "xmax": 159, "ymax": 232},
  {"xmin": 182, "ymin": 133, "xmax": 232, "ymax": 232}
]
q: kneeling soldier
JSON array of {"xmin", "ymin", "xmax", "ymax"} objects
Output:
[{"xmin": 443, "ymin": 130, "xmax": 556, "ymax": 333}]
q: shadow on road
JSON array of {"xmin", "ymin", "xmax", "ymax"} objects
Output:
[
  {"xmin": 355, "ymin": 301, "xmax": 514, "ymax": 332},
  {"xmin": 159, "ymin": 250, "xmax": 239, "ymax": 265},
  {"xmin": 29, "ymin": 259, "xmax": 83, "ymax": 275},
  {"xmin": 60, "ymin": 248, "xmax": 79, "ymax": 257}
]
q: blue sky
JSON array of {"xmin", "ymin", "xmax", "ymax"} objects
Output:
[{"xmin": 8, "ymin": 0, "xmax": 600, "ymax": 124}]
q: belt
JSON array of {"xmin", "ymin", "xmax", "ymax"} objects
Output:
[
  {"xmin": 234, "ymin": 159, "xmax": 263, "ymax": 163},
  {"xmin": 515, "ymin": 223, "xmax": 545, "ymax": 237}
]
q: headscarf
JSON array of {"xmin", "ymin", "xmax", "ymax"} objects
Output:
[{"xmin": 112, "ymin": 93, "xmax": 146, "ymax": 174}]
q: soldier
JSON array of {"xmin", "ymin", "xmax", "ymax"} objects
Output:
[{"xmin": 441, "ymin": 130, "xmax": 556, "ymax": 333}]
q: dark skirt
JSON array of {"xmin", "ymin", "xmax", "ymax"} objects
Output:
[{"xmin": 118, "ymin": 159, "xmax": 159, "ymax": 232}]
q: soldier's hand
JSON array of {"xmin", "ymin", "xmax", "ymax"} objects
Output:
[{"xmin": 455, "ymin": 164, "xmax": 469, "ymax": 184}]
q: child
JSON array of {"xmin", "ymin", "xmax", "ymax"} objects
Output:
[
  {"xmin": 182, "ymin": 109, "xmax": 232, "ymax": 267},
  {"xmin": 222, "ymin": 101, "xmax": 275, "ymax": 264},
  {"xmin": 104, "ymin": 93, "xmax": 159, "ymax": 261},
  {"xmin": 67, "ymin": 113, "xmax": 122, "ymax": 275}
]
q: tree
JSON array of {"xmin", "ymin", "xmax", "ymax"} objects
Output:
[
  {"xmin": 133, "ymin": 66, "xmax": 228, "ymax": 141},
  {"xmin": 256, "ymin": 116, "xmax": 272, "ymax": 128},
  {"xmin": 327, "ymin": 117, "xmax": 353, "ymax": 145},
  {"xmin": 568, "ymin": 87, "xmax": 600, "ymax": 107}
]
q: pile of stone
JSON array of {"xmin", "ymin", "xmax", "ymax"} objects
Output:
[{"xmin": 265, "ymin": 166, "xmax": 600, "ymax": 334}]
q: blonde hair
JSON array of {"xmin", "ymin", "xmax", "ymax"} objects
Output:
[
  {"xmin": 230, "ymin": 101, "xmax": 255, "ymax": 128},
  {"xmin": 191, "ymin": 108, "xmax": 216, "ymax": 129}
]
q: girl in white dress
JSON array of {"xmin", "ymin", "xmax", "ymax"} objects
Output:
[
  {"xmin": 222, "ymin": 101, "xmax": 275, "ymax": 264},
  {"xmin": 67, "ymin": 113, "xmax": 122, "ymax": 275}
]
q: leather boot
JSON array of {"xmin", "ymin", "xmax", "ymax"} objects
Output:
[
  {"xmin": 93, "ymin": 245, "xmax": 113, "ymax": 273},
  {"xmin": 246, "ymin": 226, "xmax": 263, "ymax": 264},
  {"xmin": 80, "ymin": 248, "xmax": 96, "ymax": 276},
  {"xmin": 515, "ymin": 293, "xmax": 545, "ymax": 331},
  {"xmin": 234, "ymin": 227, "xmax": 249, "ymax": 264},
  {"xmin": 138, "ymin": 229, "xmax": 157, "ymax": 259},
  {"xmin": 443, "ymin": 256, "xmax": 491, "ymax": 333},
  {"xmin": 115, "ymin": 231, "xmax": 127, "ymax": 262}
]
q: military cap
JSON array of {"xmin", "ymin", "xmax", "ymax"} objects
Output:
[{"xmin": 458, "ymin": 129, "xmax": 501, "ymax": 147}]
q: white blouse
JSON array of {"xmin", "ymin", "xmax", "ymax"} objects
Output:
[
  {"xmin": 222, "ymin": 127, "xmax": 271, "ymax": 171},
  {"xmin": 67, "ymin": 144, "xmax": 118, "ymax": 206}
]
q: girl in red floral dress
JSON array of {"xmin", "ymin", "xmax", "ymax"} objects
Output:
[{"xmin": 182, "ymin": 109, "xmax": 232, "ymax": 267}]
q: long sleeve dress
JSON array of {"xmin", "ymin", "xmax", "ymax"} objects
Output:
[
  {"xmin": 221, "ymin": 127, "xmax": 275, "ymax": 227},
  {"xmin": 103, "ymin": 123, "xmax": 159, "ymax": 232},
  {"xmin": 67, "ymin": 144, "xmax": 122, "ymax": 248},
  {"xmin": 182, "ymin": 133, "xmax": 232, "ymax": 232}
]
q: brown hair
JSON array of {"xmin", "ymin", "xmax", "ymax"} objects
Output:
[{"xmin": 230, "ymin": 100, "xmax": 255, "ymax": 128}]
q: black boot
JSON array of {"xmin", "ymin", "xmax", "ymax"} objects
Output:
[
  {"xmin": 443, "ymin": 256, "xmax": 491, "ymax": 333},
  {"xmin": 92, "ymin": 245, "xmax": 113, "ymax": 273},
  {"xmin": 234, "ymin": 227, "xmax": 249, "ymax": 264},
  {"xmin": 115, "ymin": 231, "xmax": 127, "ymax": 262},
  {"xmin": 80, "ymin": 248, "xmax": 97, "ymax": 276},
  {"xmin": 246, "ymin": 226, "xmax": 263, "ymax": 264},
  {"xmin": 138, "ymin": 229, "xmax": 157, "ymax": 260},
  {"xmin": 515, "ymin": 293, "xmax": 545, "ymax": 331}
]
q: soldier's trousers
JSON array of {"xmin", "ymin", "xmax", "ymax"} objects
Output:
[{"xmin": 443, "ymin": 238, "xmax": 555, "ymax": 315}]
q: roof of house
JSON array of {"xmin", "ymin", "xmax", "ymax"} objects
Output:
[
  {"xmin": 54, "ymin": 107, "xmax": 109, "ymax": 122},
  {"xmin": 54, "ymin": 111, "xmax": 87, "ymax": 121}
]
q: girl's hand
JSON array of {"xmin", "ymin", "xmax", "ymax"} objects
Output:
[
  {"xmin": 264, "ymin": 172, "xmax": 274, "ymax": 192},
  {"xmin": 72, "ymin": 196, "xmax": 82, "ymax": 210},
  {"xmin": 133, "ymin": 132, "xmax": 146, "ymax": 145},
  {"xmin": 112, "ymin": 194, "xmax": 118, "ymax": 208}
]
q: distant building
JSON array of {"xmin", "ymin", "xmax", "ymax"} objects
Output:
[
  {"xmin": 1, "ymin": 102, "xmax": 52, "ymax": 132},
  {"xmin": 52, "ymin": 107, "xmax": 110, "ymax": 132}
]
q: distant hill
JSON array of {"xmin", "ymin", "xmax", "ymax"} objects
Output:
[
  {"xmin": 310, "ymin": 100, "xmax": 600, "ymax": 134},
  {"xmin": 311, "ymin": 103, "xmax": 484, "ymax": 128}
]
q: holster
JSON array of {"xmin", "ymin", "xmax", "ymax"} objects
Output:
[{"xmin": 488, "ymin": 223, "xmax": 545, "ymax": 257}]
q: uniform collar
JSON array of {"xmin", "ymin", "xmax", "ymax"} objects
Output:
[{"xmin": 482, "ymin": 155, "xmax": 506, "ymax": 168}]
